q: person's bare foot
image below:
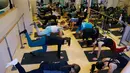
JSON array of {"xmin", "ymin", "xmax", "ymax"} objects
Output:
[
  {"xmin": 60, "ymin": 56, "xmax": 64, "ymax": 59},
  {"xmin": 60, "ymin": 52, "xmax": 63, "ymax": 54},
  {"xmin": 92, "ymin": 57, "xmax": 98, "ymax": 60}
]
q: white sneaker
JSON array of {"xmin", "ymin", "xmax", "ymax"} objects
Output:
[{"xmin": 6, "ymin": 59, "xmax": 18, "ymax": 68}]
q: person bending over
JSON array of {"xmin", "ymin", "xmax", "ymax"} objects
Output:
[
  {"xmin": 69, "ymin": 17, "xmax": 85, "ymax": 30},
  {"xmin": 90, "ymin": 56, "xmax": 129, "ymax": 73},
  {"xmin": 20, "ymin": 30, "xmax": 71, "ymax": 59},
  {"xmin": 6, "ymin": 59, "xmax": 81, "ymax": 73},
  {"xmin": 34, "ymin": 20, "xmax": 68, "ymax": 37},
  {"xmin": 82, "ymin": 27, "xmax": 99, "ymax": 43},
  {"xmin": 89, "ymin": 37, "xmax": 130, "ymax": 60},
  {"xmin": 76, "ymin": 22, "xmax": 93, "ymax": 33}
]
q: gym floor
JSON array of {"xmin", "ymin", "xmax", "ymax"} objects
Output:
[{"xmin": 5, "ymin": 16, "xmax": 130, "ymax": 73}]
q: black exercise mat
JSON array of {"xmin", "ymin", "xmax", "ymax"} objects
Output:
[
  {"xmin": 73, "ymin": 33, "xmax": 104, "ymax": 39},
  {"xmin": 98, "ymin": 69, "xmax": 122, "ymax": 73},
  {"xmin": 111, "ymin": 31, "xmax": 122, "ymax": 36},
  {"xmin": 21, "ymin": 50, "xmax": 68, "ymax": 65},
  {"xmin": 84, "ymin": 50, "xmax": 119, "ymax": 62},
  {"xmin": 73, "ymin": 33, "xmax": 82, "ymax": 39},
  {"xmin": 109, "ymin": 24, "xmax": 122, "ymax": 28},
  {"xmin": 78, "ymin": 40, "xmax": 93, "ymax": 48}
]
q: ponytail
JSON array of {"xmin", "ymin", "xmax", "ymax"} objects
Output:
[{"xmin": 90, "ymin": 64, "xmax": 96, "ymax": 73}]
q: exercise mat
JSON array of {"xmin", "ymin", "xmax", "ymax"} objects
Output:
[
  {"xmin": 84, "ymin": 50, "xmax": 119, "ymax": 62},
  {"xmin": 21, "ymin": 50, "xmax": 68, "ymax": 65},
  {"xmin": 111, "ymin": 31, "xmax": 122, "ymax": 36},
  {"xmin": 73, "ymin": 33, "xmax": 82, "ymax": 39},
  {"xmin": 78, "ymin": 40, "xmax": 93, "ymax": 48},
  {"xmin": 73, "ymin": 33, "xmax": 104, "ymax": 39},
  {"xmin": 109, "ymin": 24, "xmax": 122, "ymax": 28}
]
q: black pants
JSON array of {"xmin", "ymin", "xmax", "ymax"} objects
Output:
[
  {"xmin": 46, "ymin": 36, "xmax": 65, "ymax": 58},
  {"xmin": 82, "ymin": 28, "xmax": 95, "ymax": 41},
  {"xmin": 15, "ymin": 61, "xmax": 68, "ymax": 73},
  {"xmin": 15, "ymin": 63, "xmax": 42, "ymax": 73}
]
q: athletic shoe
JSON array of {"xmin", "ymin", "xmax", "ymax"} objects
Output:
[
  {"xmin": 20, "ymin": 29, "xmax": 27, "ymax": 35},
  {"xmin": 6, "ymin": 59, "xmax": 18, "ymax": 68}
]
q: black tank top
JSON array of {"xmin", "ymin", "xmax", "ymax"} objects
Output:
[{"xmin": 97, "ymin": 38, "xmax": 113, "ymax": 47}]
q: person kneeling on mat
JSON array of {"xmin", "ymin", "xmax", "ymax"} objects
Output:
[
  {"xmin": 6, "ymin": 59, "xmax": 81, "ymax": 73},
  {"xmin": 90, "ymin": 56, "xmax": 129, "ymax": 73},
  {"xmin": 20, "ymin": 30, "xmax": 71, "ymax": 59},
  {"xmin": 89, "ymin": 37, "xmax": 130, "ymax": 60}
]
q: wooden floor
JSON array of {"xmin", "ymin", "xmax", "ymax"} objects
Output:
[{"xmin": 5, "ymin": 16, "xmax": 130, "ymax": 73}]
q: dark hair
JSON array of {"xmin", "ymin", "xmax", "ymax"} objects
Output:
[
  {"xmin": 72, "ymin": 64, "xmax": 81, "ymax": 73},
  {"xmin": 90, "ymin": 61, "xmax": 104, "ymax": 73}
]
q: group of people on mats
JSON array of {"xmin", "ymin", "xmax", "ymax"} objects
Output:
[{"xmin": 6, "ymin": 2, "xmax": 130, "ymax": 73}]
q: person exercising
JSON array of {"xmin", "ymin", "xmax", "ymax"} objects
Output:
[
  {"xmin": 20, "ymin": 29, "xmax": 71, "ymax": 59},
  {"xmin": 6, "ymin": 59, "xmax": 81, "ymax": 73},
  {"xmin": 90, "ymin": 56, "xmax": 129, "ymax": 73},
  {"xmin": 34, "ymin": 20, "xmax": 69, "ymax": 37},
  {"xmin": 89, "ymin": 37, "xmax": 130, "ymax": 60}
]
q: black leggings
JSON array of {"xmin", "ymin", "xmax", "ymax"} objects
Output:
[
  {"xmin": 15, "ymin": 61, "xmax": 68, "ymax": 73},
  {"xmin": 15, "ymin": 63, "xmax": 42, "ymax": 73},
  {"xmin": 82, "ymin": 28, "xmax": 97, "ymax": 42}
]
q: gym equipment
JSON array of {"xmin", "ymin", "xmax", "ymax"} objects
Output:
[
  {"xmin": 21, "ymin": 50, "xmax": 68, "ymax": 65},
  {"xmin": 84, "ymin": 50, "xmax": 120, "ymax": 62},
  {"xmin": 111, "ymin": 31, "xmax": 122, "ymax": 36}
]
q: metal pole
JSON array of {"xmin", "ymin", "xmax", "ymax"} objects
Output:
[
  {"xmin": 4, "ymin": 37, "xmax": 17, "ymax": 70},
  {"xmin": 17, "ymin": 23, "xmax": 25, "ymax": 49},
  {"xmin": 22, "ymin": 15, "xmax": 26, "ymax": 30},
  {"xmin": 118, "ymin": 26, "xmax": 127, "ymax": 46}
]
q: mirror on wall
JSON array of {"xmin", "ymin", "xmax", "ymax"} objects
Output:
[
  {"xmin": 0, "ymin": 0, "xmax": 9, "ymax": 14},
  {"xmin": 0, "ymin": 0, "xmax": 9, "ymax": 9}
]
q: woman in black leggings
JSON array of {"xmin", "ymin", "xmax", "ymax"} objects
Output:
[
  {"xmin": 90, "ymin": 56, "xmax": 129, "ymax": 73},
  {"xmin": 6, "ymin": 59, "xmax": 81, "ymax": 73},
  {"xmin": 20, "ymin": 29, "xmax": 71, "ymax": 59}
]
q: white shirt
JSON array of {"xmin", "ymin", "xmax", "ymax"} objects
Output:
[{"xmin": 51, "ymin": 26, "xmax": 61, "ymax": 33}]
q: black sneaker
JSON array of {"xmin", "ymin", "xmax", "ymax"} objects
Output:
[
  {"xmin": 20, "ymin": 29, "xmax": 27, "ymax": 35},
  {"xmin": 30, "ymin": 52, "xmax": 36, "ymax": 56}
]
